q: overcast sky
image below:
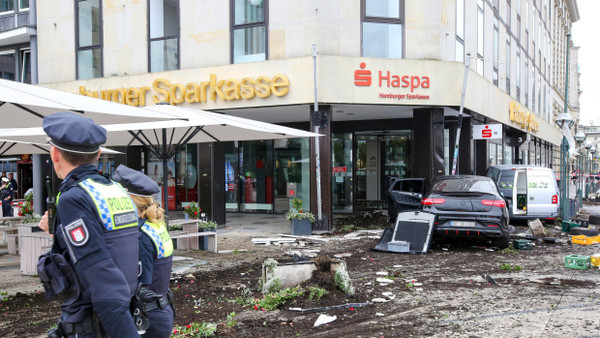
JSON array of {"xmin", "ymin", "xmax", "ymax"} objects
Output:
[{"xmin": 571, "ymin": 0, "xmax": 598, "ymax": 125}]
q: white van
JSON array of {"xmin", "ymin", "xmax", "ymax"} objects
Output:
[{"xmin": 486, "ymin": 165, "xmax": 559, "ymax": 223}]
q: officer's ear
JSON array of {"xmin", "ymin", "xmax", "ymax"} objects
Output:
[
  {"xmin": 49, "ymin": 146, "xmax": 59, "ymax": 164},
  {"xmin": 95, "ymin": 150, "xmax": 101, "ymax": 162}
]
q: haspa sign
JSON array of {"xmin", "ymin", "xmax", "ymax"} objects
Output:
[{"xmin": 354, "ymin": 62, "xmax": 431, "ymax": 101}]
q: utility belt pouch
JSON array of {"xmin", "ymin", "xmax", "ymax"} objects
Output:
[{"xmin": 37, "ymin": 251, "xmax": 79, "ymax": 299}]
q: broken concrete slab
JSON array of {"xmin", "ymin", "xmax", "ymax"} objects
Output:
[
  {"xmin": 528, "ymin": 219, "xmax": 546, "ymax": 237},
  {"xmin": 334, "ymin": 253, "xmax": 352, "ymax": 258},
  {"xmin": 372, "ymin": 298, "xmax": 388, "ymax": 303},
  {"xmin": 262, "ymin": 259, "xmax": 345, "ymax": 291},
  {"xmin": 376, "ymin": 278, "xmax": 394, "ymax": 284}
]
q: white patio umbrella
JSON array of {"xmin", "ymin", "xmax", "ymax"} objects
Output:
[
  {"xmin": 0, "ymin": 139, "xmax": 121, "ymax": 156},
  {"xmin": 0, "ymin": 79, "xmax": 182, "ymax": 126},
  {"xmin": 0, "ymin": 104, "xmax": 321, "ymax": 212}
]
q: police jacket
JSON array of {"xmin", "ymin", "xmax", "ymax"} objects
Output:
[
  {"xmin": 0, "ymin": 184, "xmax": 13, "ymax": 201},
  {"xmin": 139, "ymin": 220, "xmax": 173, "ymax": 296},
  {"xmin": 53, "ymin": 164, "xmax": 140, "ymax": 337}
]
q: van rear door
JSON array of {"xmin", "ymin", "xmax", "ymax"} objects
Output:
[
  {"xmin": 513, "ymin": 169, "xmax": 528, "ymax": 215},
  {"xmin": 525, "ymin": 168, "xmax": 559, "ymax": 216}
]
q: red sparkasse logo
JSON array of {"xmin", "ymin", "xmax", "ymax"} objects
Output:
[
  {"xmin": 354, "ymin": 62, "xmax": 372, "ymax": 86},
  {"xmin": 481, "ymin": 125, "xmax": 492, "ymax": 138},
  {"xmin": 353, "ymin": 62, "xmax": 430, "ymax": 92}
]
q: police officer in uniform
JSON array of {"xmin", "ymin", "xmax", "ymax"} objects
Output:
[
  {"xmin": 38, "ymin": 112, "xmax": 140, "ymax": 337},
  {"xmin": 113, "ymin": 165, "xmax": 174, "ymax": 338}
]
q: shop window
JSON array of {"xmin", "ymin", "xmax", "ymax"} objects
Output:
[
  {"xmin": 332, "ymin": 133, "xmax": 353, "ymax": 213},
  {"xmin": 76, "ymin": 0, "xmax": 102, "ymax": 80},
  {"xmin": 274, "ymin": 138, "xmax": 310, "ymax": 213},
  {"xmin": 231, "ymin": 0, "xmax": 267, "ymax": 64},
  {"xmin": 176, "ymin": 144, "xmax": 198, "ymax": 207},
  {"xmin": 361, "ymin": 0, "xmax": 404, "ymax": 58},
  {"xmin": 149, "ymin": 0, "xmax": 179, "ymax": 72}
]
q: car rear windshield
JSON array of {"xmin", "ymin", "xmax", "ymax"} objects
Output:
[{"xmin": 432, "ymin": 177, "xmax": 498, "ymax": 194}]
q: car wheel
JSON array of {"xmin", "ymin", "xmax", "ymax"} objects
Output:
[
  {"xmin": 491, "ymin": 236, "xmax": 510, "ymax": 249},
  {"xmin": 570, "ymin": 227, "xmax": 600, "ymax": 236}
]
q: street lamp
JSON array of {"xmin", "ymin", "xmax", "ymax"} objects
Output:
[
  {"xmin": 590, "ymin": 145, "xmax": 597, "ymax": 195},
  {"xmin": 555, "ymin": 112, "xmax": 574, "ymax": 221},
  {"xmin": 584, "ymin": 140, "xmax": 593, "ymax": 197},
  {"xmin": 574, "ymin": 131, "xmax": 586, "ymax": 208}
]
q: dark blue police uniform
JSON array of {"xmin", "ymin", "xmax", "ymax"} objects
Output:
[
  {"xmin": 40, "ymin": 112, "xmax": 140, "ymax": 338},
  {"xmin": 113, "ymin": 165, "xmax": 174, "ymax": 338}
]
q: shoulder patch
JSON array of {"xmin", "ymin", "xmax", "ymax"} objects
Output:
[{"xmin": 64, "ymin": 219, "xmax": 89, "ymax": 247}]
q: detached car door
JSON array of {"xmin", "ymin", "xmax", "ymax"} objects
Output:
[{"xmin": 386, "ymin": 178, "xmax": 427, "ymax": 223}]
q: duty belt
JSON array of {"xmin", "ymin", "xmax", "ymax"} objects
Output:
[
  {"xmin": 143, "ymin": 294, "xmax": 170, "ymax": 312},
  {"xmin": 59, "ymin": 313, "xmax": 102, "ymax": 336}
]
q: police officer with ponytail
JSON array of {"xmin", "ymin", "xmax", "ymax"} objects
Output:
[
  {"xmin": 113, "ymin": 165, "xmax": 174, "ymax": 338},
  {"xmin": 37, "ymin": 112, "xmax": 140, "ymax": 337}
]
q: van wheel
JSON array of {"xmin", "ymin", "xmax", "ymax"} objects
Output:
[
  {"xmin": 570, "ymin": 227, "xmax": 600, "ymax": 236},
  {"xmin": 491, "ymin": 236, "xmax": 510, "ymax": 249}
]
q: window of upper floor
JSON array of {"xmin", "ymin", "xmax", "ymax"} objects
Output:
[
  {"xmin": 231, "ymin": 0, "xmax": 267, "ymax": 64},
  {"xmin": 361, "ymin": 0, "xmax": 404, "ymax": 59},
  {"xmin": 0, "ymin": 0, "xmax": 29, "ymax": 15},
  {"xmin": 149, "ymin": 0, "xmax": 180, "ymax": 72},
  {"xmin": 76, "ymin": 0, "xmax": 102, "ymax": 80},
  {"xmin": 0, "ymin": 48, "xmax": 30, "ymax": 83}
]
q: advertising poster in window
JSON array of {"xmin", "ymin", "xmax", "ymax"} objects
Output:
[{"xmin": 147, "ymin": 154, "xmax": 176, "ymax": 210}]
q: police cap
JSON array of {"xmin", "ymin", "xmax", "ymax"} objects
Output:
[
  {"xmin": 43, "ymin": 112, "xmax": 107, "ymax": 153},
  {"xmin": 113, "ymin": 164, "xmax": 159, "ymax": 197}
]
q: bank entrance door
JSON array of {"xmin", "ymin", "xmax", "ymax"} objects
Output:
[{"xmin": 355, "ymin": 131, "xmax": 411, "ymax": 210}]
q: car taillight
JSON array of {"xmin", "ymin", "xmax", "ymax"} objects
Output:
[
  {"xmin": 552, "ymin": 195, "xmax": 558, "ymax": 204},
  {"xmin": 481, "ymin": 199, "xmax": 506, "ymax": 208},
  {"xmin": 422, "ymin": 198, "xmax": 446, "ymax": 205}
]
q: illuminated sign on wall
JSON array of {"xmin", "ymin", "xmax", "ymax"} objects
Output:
[
  {"xmin": 509, "ymin": 101, "xmax": 539, "ymax": 132},
  {"xmin": 79, "ymin": 73, "xmax": 290, "ymax": 106},
  {"xmin": 354, "ymin": 62, "xmax": 431, "ymax": 101}
]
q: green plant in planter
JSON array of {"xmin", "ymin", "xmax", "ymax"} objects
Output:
[
  {"xmin": 198, "ymin": 220, "xmax": 218, "ymax": 231},
  {"xmin": 285, "ymin": 198, "xmax": 316, "ymax": 223},
  {"xmin": 184, "ymin": 201, "xmax": 201, "ymax": 219},
  {"xmin": 18, "ymin": 190, "xmax": 41, "ymax": 224}
]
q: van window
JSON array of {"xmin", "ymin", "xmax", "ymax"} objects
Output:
[
  {"xmin": 526, "ymin": 169, "xmax": 552, "ymax": 189},
  {"xmin": 497, "ymin": 170, "xmax": 515, "ymax": 190}
]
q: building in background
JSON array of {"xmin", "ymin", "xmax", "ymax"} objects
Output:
[
  {"xmin": 30, "ymin": 0, "xmax": 581, "ymax": 230},
  {"xmin": 0, "ymin": 0, "xmax": 37, "ymax": 198}
]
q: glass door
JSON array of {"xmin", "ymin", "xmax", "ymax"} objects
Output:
[{"xmin": 355, "ymin": 131, "xmax": 411, "ymax": 211}]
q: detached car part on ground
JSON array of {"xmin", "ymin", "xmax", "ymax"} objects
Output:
[{"xmin": 386, "ymin": 175, "xmax": 511, "ymax": 249}]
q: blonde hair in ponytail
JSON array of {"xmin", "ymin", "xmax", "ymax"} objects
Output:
[{"xmin": 130, "ymin": 195, "xmax": 165, "ymax": 225}]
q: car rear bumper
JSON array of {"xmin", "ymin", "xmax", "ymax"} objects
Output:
[{"xmin": 433, "ymin": 215, "xmax": 508, "ymax": 240}]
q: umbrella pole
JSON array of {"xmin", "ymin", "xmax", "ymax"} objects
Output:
[{"xmin": 162, "ymin": 128, "xmax": 169, "ymax": 223}]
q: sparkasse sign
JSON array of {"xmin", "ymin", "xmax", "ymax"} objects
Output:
[
  {"xmin": 473, "ymin": 124, "xmax": 502, "ymax": 140},
  {"xmin": 354, "ymin": 62, "xmax": 431, "ymax": 101}
]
